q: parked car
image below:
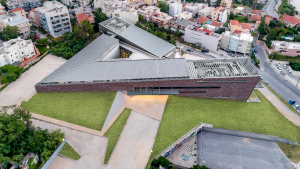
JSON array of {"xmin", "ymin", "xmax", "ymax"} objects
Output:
[
  {"xmin": 265, "ymin": 81, "xmax": 269, "ymax": 85},
  {"xmin": 202, "ymin": 49, "xmax": 209, "ymax": 53},
  {"xmin": 288, "ymin": 100, "xmax": 296, "ymax": 105},
  {"xmin": 254, "ymin": 49, "xmax": 257, "ymax": 53},
  {"xmin": 187, "ymin": 49, "xmax": 192, "ymax": 52},
  {"xmin": 260, "ymin": 77, "xmax": 263, "ymax": 80},
  {"xmin": 293, "ymin": 104, "xmax": 300, "ymax": 109},
  {"xmin": 288, "ymin": 70, "xmax": 292, "ymax": 74},
  {"xmin": 283, "ymin": 65, "xmax": 286, "ymax": 69}
]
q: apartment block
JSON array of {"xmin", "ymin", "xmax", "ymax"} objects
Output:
[
  {"xmin": 271, "ymin": 41, "xmax": 300, "ymax": 57},
  {"xmin": 6, "ymin": 0, "xmax": 41, "ymax": 11},
  {"xmin": 126, "ymin": 1, "xmax": 143, "ymax": 9},
  {"xmin": 184, "ymin": 3, "xmax": 206, "ymax": 16},
  {"xmin": 175, "ymin": 11, "xmax": 193, "ymax": 21},
  {"xmin": 151, "ymin": 12, "xmax": 173, "ymax": 28},
  {"xmin": 184, "ymin": 25, "xmax": 222, "ymax": 51},
  {"xmin": 195, "ymin": 17, "xmax": 223, "ymax": 29},
  {"xmin": 220, "ymin": 0, "xmax": 232, "ymax": 9},
  {"xmin": 169, "ymin": 2, "xmax": 182, "ymax": 16},
  {"xmin": 0, "ymin": 4, "xmax": 6, "ymax": 16},
  {"xmin": 0, "ymin": 13, "xmax": 31, "ymax": 38},
  {"xmin": 38, "ymin": 1, "xmax": 72, "ymax": 38},
  {"xmin": 221, "ymin": 31, "xmax": 253, "ymax": 54},
  {"xmin": 0, "ymin": 37, "xmax": 39, "ymax": 67},
  {"xmin": 137, "ymin": 6, "xmax": 160, "ymax": 21},
  {"xmin": 106, "ymin": 7, "xmax": 138, "ymax": 24},
  {"xmin": 198, "ymin": 7, "xmax": 214, "ymax": 18},
  {"xmin": 211, "ymin": 7, "xmax": 227, "ymax": 23},
  {"xmin": 11, "ymin": 7, "xmax": 26, "ymax": 17},
  {"xmin": 229, "ymin": 20, "xmax": 251, "ymax": 33},
  {"xmin": 282, "ymin": 14, "xmax": 300, "ymax": 27},
  {"xmin": 28, "ymin": 8, "xmax": 41, "ymax": 27}
]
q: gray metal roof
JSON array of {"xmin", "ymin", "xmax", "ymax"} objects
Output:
[
  {"xmin": 187, "ymin": 58, "xmax": 260, "ymax": 78},
  {"xmin": 171, "ymin": 19, "xmax": 193, "ymax": 28},
  {"xmin": 41, "ymin": 34, "xmax": 118, "ymax": 83},
  {"xmin": 41, "ymin": 58, "xmax": 189, "ymax": 83},
  {"xmin": 118, "ymin": 25, "xmax": 175, "ymax": 58}
]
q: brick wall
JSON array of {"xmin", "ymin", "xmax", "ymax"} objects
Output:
[{"xmin": 36, "ymin": 76, "xmax": 260, "ymax": 101}]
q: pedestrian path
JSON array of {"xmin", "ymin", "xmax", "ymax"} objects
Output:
[{"xmin": 258, "ymin": 87, "xmax": 300, "ymax": 126}]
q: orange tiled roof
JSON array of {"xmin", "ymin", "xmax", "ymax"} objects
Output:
[
  {"xmin": 252, "ymin": 10, "xmax": 263, "ymax": 14},
  {"xmin": 233, "ymin": 30, "xmax": 242, "ymax": 34},
  {"xmin": 29, "ymin": 8, "xmax": 35, "ymax": 12},
  {"xmin": 214, "ymin": 7, "xmax": 221, "ymax": 11},
  {"xmin": 250, "ymin": 14, "xmax": 261, "ymax": 21},
  {"xmin": 220, "ymin": 9, "xmax": 225, "ymax": 12},
  {"xmin": 265, "ymin": 16, "xmax": 272, "ymax": 25},
  {"xmin": 210, "ymin": 20, "xmax": 223, "ymax": 27},
  {"xmin": 182, "ymin": 4, "xmax": 186, "ymax": 7},
  {"xmin": 230, "ymin": 20, "xmax": 240, "ymax": 26},
  {"xmin": 196, "ymin": 17, "xmax": 209, "ymax": 24},
  {"xmin": 282, "ymin": 14, "xmax": 300, "ymax": 24},
  {"xmin": 11, "ymin": 7, "xmax": 24, "ymax": 12},
  {"xmin": 240, "ymin": 23, "xmax": 251, "ymax": 30}
]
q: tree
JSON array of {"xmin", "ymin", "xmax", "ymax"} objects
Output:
[
  {"xmin": 251, "ymin": 31, "xmax": 258, "ymax": 38},
  {"xmin": 174, "ymin": 30, "xmax": 181, "ymax": 36},
  {"xmin": 266, "ymin": 28, "xmax": 276, "ymax": 42},
  {"xmin": 93, "ymin": 8, "xmax": 108, "ymax": 31},
  {"xmin": 37, "ymin": 38, "xmax": 49, "ymax": 45},
  {"xmin": 157, "ymin": 1, "xmax": 169, "ymax": 13},
  {"xmin": 294, "ymin": 35, "xmax": 300, "ymax": 42},
  {"xmin": 1, "ymin": 25, "xmax": 19, "ymax": 41},
  {"xmin": 206, "ymin": 0, "xmax": 211, "ymax": 6},
  {"xmin": 257, "ymin": 18, "xmax": 267, "ymax": 37},
  {"xmin": 74, "ymin": 20, "xmax": 94, "ymax": 40},
  {"xmin": 216, "ymin": 0, "xmax": 221, "ymax": 7},
  {"xmin": 29, "ymin": 25, "xmax": 36, "ymax": 39},
  {"xmin": 214, "ymin": 28, "xmax": 225, "ymax": 34}
]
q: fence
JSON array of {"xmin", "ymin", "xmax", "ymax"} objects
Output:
[
  {"xmin": 41, "ymin": 139, "xmax": 67, "ymax": 169},
  {"xmin": 153, "ymin": 123, "xmax": 212, "ymax": 160}
]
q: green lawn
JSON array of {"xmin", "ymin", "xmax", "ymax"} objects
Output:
[
  {"xmin": 249, "ymin": 90, "xmax": 257, "ymax": 98},
  {"xmin": 21, "ymin": 92, "xmax": 117, "ymax": 131},
  {"xmin": 35, "ymin": 45, "xmax": 48, "ymax": 55},
  {"xmin": 103, "ymin": 108, "xmax": 131, "ymax": 164},
  {"xmin": 148, "ymin": 89, "xmax": 300, "ymax": 165},
  {"xmin": 59, "ymin": 142, "xmax": 81, "ymax": 160},
  {"xmin": 278, "ymin": 143, "xmax": 300, "ymax": 163}
]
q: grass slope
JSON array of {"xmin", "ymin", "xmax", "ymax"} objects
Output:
[
  {"xmin": 21, "ymin": 92, "xmax": 117, "ymax": 131},
  {"xmin": 148, "ymin": 89, "xmax": 300, "ymax": 164},
  {"xmin": 103, "ymin": 108, "xmax": 131, "ymax": 164},
  {"xmin": 59, "ymin": 142, "xmax": 81, "ymax": 160},
  {"xmin": 278, "ymin": 143, "xmax": 300, "ymax": 163}
]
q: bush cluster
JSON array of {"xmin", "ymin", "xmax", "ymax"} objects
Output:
[{"xmin": 0, "ymin": 65, "xmax": 23, "ymax": 84}]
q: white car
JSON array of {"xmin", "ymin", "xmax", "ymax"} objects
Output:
[{"xmin": 283, "ymin": 65, "xmax": 286, "ymax": 69}]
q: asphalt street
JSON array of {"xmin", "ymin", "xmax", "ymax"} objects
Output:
[
  {"xmin": 254, "ymin": 43, "xmax": 300, "ymax": 108},
  {"xmin": 264, "ymin": 0, "xmax": 279, "ymax": 18}
]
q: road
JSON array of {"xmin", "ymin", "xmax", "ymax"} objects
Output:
[
  {"xmin": 264, "ymin": 0, "xmax": 279, "ymax": 18},
  {"xmin": 254, "ymin": 43, "xmax": 300, "ymax": 110}
]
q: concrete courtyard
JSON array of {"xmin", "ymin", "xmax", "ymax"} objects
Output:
[{"xmin": 0, "ymin": 54, "xmax": 66, "ymax": 106}]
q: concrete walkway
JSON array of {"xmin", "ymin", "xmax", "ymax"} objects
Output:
[
  {"xmin": 258, "ymin": 87, "xmax": 300, "ymax": 126},
  {"xmin": 31, "ymin": 119, "xmax": 108, "ymax": 169},
  {"xmin": 105, "ymin": 112, "xmax": 160, "ymax": 169}
]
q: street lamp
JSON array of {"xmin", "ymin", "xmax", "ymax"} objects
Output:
[{"xmin": 47, "ymin": 45, "xmax": 49, "ymax": 49}]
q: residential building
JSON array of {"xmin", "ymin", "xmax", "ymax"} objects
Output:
[
  {"xmin": 168, "ymin": 2, "xmax": 182, "ymax": 16},
  {"xmin": 195, "ymin": 16, "xmax": 223, "ymax": 28},
  {"xmin": 11, "ymin": 7, "xmax": 26, "ymax": 17},
  {"xmin": 74, "ymin": 6, "xmax": 93, "ymax": 15},
  {"xmin": 76, "ymin": 13, "xmax": 94, "ymax": 25},
  {"xmin": 0, "ymin": 37, "xmax": 39, "ymax": 67},
  {"xmin": 0, "ymin": 4, "xmax": 6, "ymax": 16},
  {"xmin": 18, "ymin": 153, "xmax": 39, "ymax": 169},
  {"xmin": 229, "ymin": 20, "xmax": 251, "ymax": 33},
  {"xmin": 28, "ymin": 8, "xmax": 41, "ymax": 27},
  {"xmin": 221, "ymin": 31, "xmax": 253, "ymax": 54},
  {"xmin": 271, "ymin": 41, "xmax": 300, "ymax": 57},
  {"xmin": 220, "ymin": 0, "xmax": 232, "ymax": 9},
  {"xmin": 0, "ymin": 13, "xmax": 31, "ymax": 38},
  {"xmin": 255, "ymin": 20, "xmax": 260, "ymax": 29},
  {"xmin": 241, "ymin": 8, "xmax": 252, "ymax": 15},
  {"xmin": 184, "ymin": 25, "xmax": 222, "ymax": 51},
  {"xmin": 265, "ymin": 15, "xmax": 272, "ymax": 25},
  {"xmin": 137, "ymin": 6, "xmax": 160, "ymax": 21},
  {"xmin": 174, "ymin": 11, "xmax": 193, "ymax": 21},
  {"xmin": 62, "ymin": 0, "xmax": 90, "ymax": 7},
  {"xmin": 282, "ymin": 14, "xmax": 300, "ymax": 27},
  {"xmin": 184, "ymin": 3, "xmax": 207, "ymax": 16},
  {"xmin": 249, "ymin": 14, "xmax": 261, "ymax": 21},
  {"xmin": 126, "ymin": 1, "xmax": 143, "ymax": 9},
  {"xmin": 151, "ymin": 12, "xmax": 173, "ymax": 28},
  {"xmin": 36, "ymin": 17, "xmax": 260, "ymax": 102},
  {"xmin": 94, "ymin": 0, "xmax": 125, "ymax": 11},
  {"xmin": 38, "ymin": 1, "xmax": 72, "ymax": 38},
  {"xmin": 207, "ymin": 0, "xmax": 217, "ymax": 6},
  {"xmin": 235, "ymin": 6, "xmax": 244, "ymax": 14},
  {"xmin": 112, "ymin": 7, "xmax": 138, "ymax": 24},
  {"xmin": 170, "ymin": 18, "xmax": 194, "ymax": 34},
  {"xmin": 198, "ymin": 7, "xmax": 214, "ymax": 18},
  {"xmin": 6, "ymin": 0, "xmax": 41, "ymax": 11},
  {"xmin": 211, "ymin": 7, "xmax": 227, "ymax": 23}
]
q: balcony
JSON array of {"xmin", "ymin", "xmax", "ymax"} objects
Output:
[
  {"xmin": 53, "ymin": 25, "xmax": 62, "ymax": 30},
  {"xmin": 61, "ymin": 14, "xmax": 68, "ymax": 18},
  {"xmin": 51, "ymin": 21, "xmax": 61, "ymax": 26},
  {"xmin": 62, "ymin": 22, "xmax": 70, "ymax": 26},
  {"xmin": 62, "ymin": 19, "xmax": 69, "ymax": 23},
  {"xmin": 39, "ymin": 13, "xmax": 45, "ymax": 19}
]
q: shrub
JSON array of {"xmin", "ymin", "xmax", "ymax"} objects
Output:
[
  {"xmin": 289, "ymin": 61, "xmax": 300, "ymax": 71},
  {"xmin": 150, "ymin": 156, "xmax": 172, "ymax": 168}
]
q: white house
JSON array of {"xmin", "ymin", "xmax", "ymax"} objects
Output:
[
  {"xmin": 169, "ymin": 2, "xmax": 182, "ymax": 16},
  {"xmin": 0, "ymin": 37, "xmax": 37, "ymax": 67},
  {"xmin": 184, "ymin": 25, "xmax": 222, "ymax": 51}
]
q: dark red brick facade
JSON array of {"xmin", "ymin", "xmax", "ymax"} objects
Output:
[{"xmin": 35, "ymin": 76, "xmax": 260, "ymax": 101}]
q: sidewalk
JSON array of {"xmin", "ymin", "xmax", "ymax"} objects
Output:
[{"xmin": 258, "ymin": 87, "xmax": 300, "ymax": 126}]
